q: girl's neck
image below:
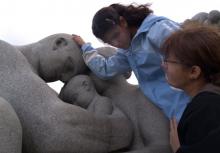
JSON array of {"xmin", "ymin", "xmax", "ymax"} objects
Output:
[{"xmin": 129, "ymin": 27, "xmax": 138, "ymax": 39}]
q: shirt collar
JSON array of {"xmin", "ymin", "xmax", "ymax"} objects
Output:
[{"xmin": 133, "ymin": 14, "xmax": 167, "ymax": 38}]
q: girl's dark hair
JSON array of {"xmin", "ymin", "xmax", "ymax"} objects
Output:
[
  {"xmin": 92, "ymin": 3, "xmax": 152, "ymax": 40},
  {"xmin": 161, "ymin": 25, "xmax": 220, "ymax": 86}
]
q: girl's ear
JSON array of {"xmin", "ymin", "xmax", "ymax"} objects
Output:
[
  {"xmin": 119, "ymin": 16, "xmax": 127, "ymax": 27},
  {"xmin": 189, "ymin": 65, "xmax": 202, "ymax": 80}
]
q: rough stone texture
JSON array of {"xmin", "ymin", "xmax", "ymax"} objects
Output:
[
  {"xmin": 60, "ymin": 46, "xmax": 172, "ymax": 153},
  {"xmin": 91, "ymin": 47, "xmax": 172, "ymax": 153},
  {"xmin": 59, "ymin": 75, "xmax": 114, "ymax": 115},
  {"xmin": 0, "ymin": 34, "xmax": 132, "ymax": 153},
  {"xmin": 0, "ymin": 97, "xmax": 22, "ymax": 153},
  {"xmin": 1, "ymin": 10, "xmax": 219, "ymax": 152},
  {"xmin": 185, "ymin": 10, "xmax": 220, "ymax": 27}
]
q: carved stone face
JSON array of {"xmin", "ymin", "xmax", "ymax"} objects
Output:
[
  {"xmin": 60, "ymin": 75, "xmax": 95, "ymax": 108},
  {"xmin": 36, "ymin": 34, "xmax": 88, "ymax": 82}
]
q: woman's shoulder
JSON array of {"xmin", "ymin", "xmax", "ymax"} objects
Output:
[
  {"xmin": 182, "ymin": 91, "xmax": 220, "ymax": 122},
  {"xmin": 195, "ymin": 91, "xmax": 220, "ymax": 100},
  {"xmin": 192, "ymin": 91, "xmax": 220, "ymax": 108}
]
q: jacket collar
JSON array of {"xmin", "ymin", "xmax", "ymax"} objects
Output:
[
  {"xmin": 121, "ymin": 14, "xmax": 167, "ymax": 52},
  {"xmin": 133, "ymin": 14, "xmax": 167, "ymax": 38}
]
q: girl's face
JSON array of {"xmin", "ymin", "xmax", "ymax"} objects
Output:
[
  {"xmin": 103, "ymin": 19, "xmax": 131, "ymax": 49},
  {"xmin": 161, "ymin": 54, "xmax": 192, "ymax": 90}
]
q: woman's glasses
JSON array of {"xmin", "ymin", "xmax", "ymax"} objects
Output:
[
  {"xmin": 162, "ymin": 58, "xmax": 192, "ymax": 69},
  {"xmin": 163, "ymin": 59, "xmax": 183, "ymax": 64}
]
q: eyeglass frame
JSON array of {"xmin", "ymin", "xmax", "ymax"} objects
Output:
[{"xmin": 162, "ymin": 58, "xmax": 192, "ymax": 68}]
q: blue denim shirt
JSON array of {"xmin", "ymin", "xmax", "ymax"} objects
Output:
[{"xmin": 81, "ymin": 14, "xmax": 190, "ymax": 121}]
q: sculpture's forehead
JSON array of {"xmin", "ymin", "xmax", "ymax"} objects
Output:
[
  {"xmin": 37, "ymin": 34, "xmax": 80, "ymax": 54},
  {"xmin": 42, "ymin": 33, "xmax": 72, "ymax": 41},
  {"xmin": 37, "ymin": 34, "xmax": 71, "ymax": 48}
]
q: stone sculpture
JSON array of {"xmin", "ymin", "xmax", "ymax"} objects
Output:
[
  {"xmin": 60, "ymin": 46, "xmax": 172, "ymax": 153},
  {"xmin": 0, "ymin": 97, "xmax": 22, "ymax": 153},
  {"xmin": 0, "ymin": 34, "xmax": 132, "ymax": 153},
  {"xmin": 184, "ymin": 10, "xmax": 220, "ymax": 27},
  {"xmin": 59, "ymin": 74, "xmax": 113, "ymax": 115},
  {"xmin": 1, "ymin": 10, "xmax": 220, "ymax": 153}
]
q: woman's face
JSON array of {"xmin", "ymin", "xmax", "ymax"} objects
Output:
[
  {"xmin": 103, "ymin": 24, "xmax": 131, "ymax": 49},
  {"xmin": 161, "ymin": 54, "xmax": 192, "ymax": 90}
]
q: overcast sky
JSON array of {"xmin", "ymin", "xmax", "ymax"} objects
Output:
[{"xmin": 0, "ymin": 0, "xmax": 219, "ymax": 92}]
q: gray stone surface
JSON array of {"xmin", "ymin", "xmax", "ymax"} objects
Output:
[
  {"xmin": 90, "ymin": 47, "xmax": 171, "ymax": 153},
  {"xmin": 87, "ymin": 73, "xmax": 172, "ymax": 153},
  {"xmin": 60, "ymin": 46, "xmax": 172, "ymax": 153},
  {"xmin": 191, "ymin": 12, "xmax": 209, "ymax": 23},
  {"xmin": 189, "ymin": 10, "xmax": 220, "ymax": 26},
  {"xmin": 0, "ymin": 97, "xmax": 22, "ymax": 153},
  {"xmin": 0, "ymin": 33, "xmax": 172, "ymax": 153},
  {"xmin": 1, "ymin": 10, "xmax": 218, "ymax": 152},
  {"xmin": 0, "ymin": 34, "xmax": 132, "ymax": 153},
  {"xmin": 59, "ymin": 75, "xmax": 114, "ymax": 115},
  {"xmin": 16, "ymin": 34, "xmax": 88, "ymax": 83}
]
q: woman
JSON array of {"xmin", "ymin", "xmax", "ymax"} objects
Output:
[
  {"xmin": 161, "ymin": 25, "xmax": 220, "ymax": 153},
  {"xmin": 73, "ymin": 3, "xmax": 189, "ymax": 121}
]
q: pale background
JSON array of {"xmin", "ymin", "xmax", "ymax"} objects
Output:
[{"xmin": 0, "ymin": 0, "xmax": 219, "ymax": 92}]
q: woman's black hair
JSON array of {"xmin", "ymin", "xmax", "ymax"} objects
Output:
[{"xmin": 92, "ymin": 3, "xmax": 152, "ymax": 40}]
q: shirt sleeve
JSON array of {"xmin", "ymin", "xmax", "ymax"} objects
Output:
[
  {"xmin": 81, "ymin": 43, "xmax": 131, "ymax": 79},
  {"xmin": 147, "ymin": 19, "xmax": 180, "ymax": 50}
]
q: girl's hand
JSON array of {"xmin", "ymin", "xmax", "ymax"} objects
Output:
[
  {"xmin": 72, "ymin": 34, "xmax": 86, "ymax": 47},
  {"xmin": 170, "ymin": 117, "xmax": 180, "ymax": 153}
]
